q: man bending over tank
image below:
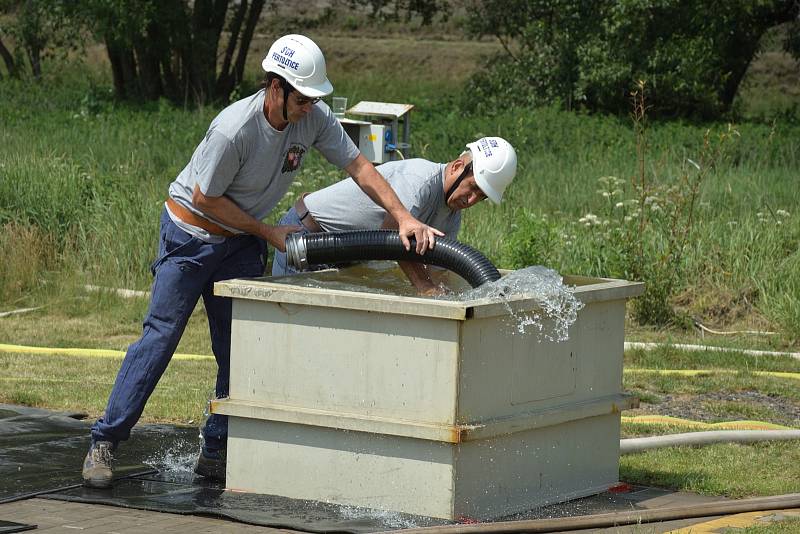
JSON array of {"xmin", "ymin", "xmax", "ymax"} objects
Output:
[{"xmin": 272, "ymin": 137, "xmax": 517, "ymax": 295}]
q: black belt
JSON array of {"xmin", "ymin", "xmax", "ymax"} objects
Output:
[{"xmin": 294, "ymin": 194, "xmax": 323, "ymax": 233}]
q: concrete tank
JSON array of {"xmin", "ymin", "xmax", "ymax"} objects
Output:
[{"xmin": 211, "ymin": 267, "xmax": 643, "ymax": 520}]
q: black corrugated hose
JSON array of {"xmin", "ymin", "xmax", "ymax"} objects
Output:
[{"xmin": 285, "ymin": 230, "xmax": 501, "ymax": 288}]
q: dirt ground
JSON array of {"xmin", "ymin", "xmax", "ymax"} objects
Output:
[{"xmin": 631, "ymin": 391, "xmax": 800, "ymax": 428}]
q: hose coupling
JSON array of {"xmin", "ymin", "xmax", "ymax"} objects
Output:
[{"xmin": 285, "ymin": 233, "xmax": 308, "ymax": 271}]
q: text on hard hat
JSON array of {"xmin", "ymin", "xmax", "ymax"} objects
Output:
[{"xmin": 272, "ymin": 51, "xmax": 300, "ymax": 71}]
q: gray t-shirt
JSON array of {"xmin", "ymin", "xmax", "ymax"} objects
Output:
[
  {"xmin": 303, "ymin": 158, "xmax": 461, "ymax": 238},
  {"xmin": 168, "ymin": 89, "xmax": 359, "ymax": 240}
]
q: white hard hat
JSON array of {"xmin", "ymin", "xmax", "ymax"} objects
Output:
[
  {"xmin": 262, "ymin": 34, "xmax": 333, "ymax": 98},
  {"xmin": 466, "ymin": 136, "xmax": 517, "ymax": 204}
]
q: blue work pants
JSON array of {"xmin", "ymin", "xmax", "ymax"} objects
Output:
[
  {"xmin": 271, "ymin": 206, "xmax": 309, "ymax": 277},
  {"xmin": 271, "ymin": 206, "xmax": 335, "ymax": 277},
  {"xmin": 90, "ymin": 207, "xmax": 267, "ymax": 452}
]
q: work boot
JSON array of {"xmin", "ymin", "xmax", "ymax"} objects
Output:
[
  {"xmin": 82, "ymin": 441, "xmax": 114, "ymax": 488},
  {"xmin": 194, "ymin": 447, "xmax": 226, "ymax": 481}
]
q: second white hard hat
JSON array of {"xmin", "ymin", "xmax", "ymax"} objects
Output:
[
  {"xmin": 466, "ymin": 137, "xmax": 517, "ymax": 204},
  {"xmin": 262, "ymin": 34, "xmax": 333, "ymax": 98}
]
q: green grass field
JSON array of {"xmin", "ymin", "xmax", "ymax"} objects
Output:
[
  {"xmin": 1, "ymin": 27, "xmax": 799, "ymax": 509},
  {"xmin": 2, "ymin": 39, "xmax": 798, "ymax": 338}
]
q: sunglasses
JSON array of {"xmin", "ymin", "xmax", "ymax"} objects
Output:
[{"xmin": 294, "ymin": 94, "xmax": 321, "ymax": 106}]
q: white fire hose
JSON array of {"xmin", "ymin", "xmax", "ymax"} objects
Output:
[{"xmin": 621, "ymin": 429, "xmax": 800, "ymax": 454}]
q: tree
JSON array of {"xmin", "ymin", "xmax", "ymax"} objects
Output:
[
  {"xmin": 0, "ymin": 33, "xmax": 17, "ymax": 79},
  {"xmin": 79, "ymin": 0, "xmax": 265, "ymax": 104},
  {"xmin": 345, "ymin": 0, "xmax": 449, "ymax": 25},
  {"xmin": 0, "ymin": 0, "xmax": 80, "ymax": 80},
  {"xmin": 466, "ymin": 0, "xmax": 800, "ymax": 118}
]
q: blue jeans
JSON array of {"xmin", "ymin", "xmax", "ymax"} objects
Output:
[
  {"xmin": 91, "ymin": 207, "xmax": 267, "ymax": 452},
  {"xmin": 271, "ymin": 206, "xmax": 312, "ymax": 277}
]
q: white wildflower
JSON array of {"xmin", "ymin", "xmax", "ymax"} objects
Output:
[
  {"xmin": 776, "ymin": 209, "xmax": 790, "ymax": 218},
  {"xmin": 579, "ymin": 213, "xmax": 601, "ymax": 226}
]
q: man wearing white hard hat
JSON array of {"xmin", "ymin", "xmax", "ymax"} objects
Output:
[
  {"xmin": 82, "ymin": 34, "xmax": 443, "ymax": 488},
  {"xmin": 273, "ymin": 137, "xmax": 517, "ymax": 295}
]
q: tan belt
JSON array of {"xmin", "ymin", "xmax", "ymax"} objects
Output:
[
  {"xmin": 294, "ymin": 194, "xmax": 323, "ymax": 233},
  {"xmin": 166, "ymin": 197, "xmax": 236, "ymax": 237}
]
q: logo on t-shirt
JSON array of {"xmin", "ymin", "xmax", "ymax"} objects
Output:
[{"xmin": 281, "ymin": 144, "xmax": 306, "ymax": 173}]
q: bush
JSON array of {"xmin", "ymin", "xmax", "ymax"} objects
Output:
[
  {"xmin": 500, "ymin": 212, "xmax": 561, "ymax": 270},
  {"xmin": 464, "ymin": 0, "xmax": 800, "ymax": 118},
  {"xmin": 0, "ymin": 222, "xmax": 56, "ymax": 303}
]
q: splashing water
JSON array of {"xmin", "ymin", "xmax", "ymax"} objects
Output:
[
  {"xmin": 143, "ymin": 436, "xmax": 198, "ymax": 474},
  {"xmin": 451, "ymin": 266, "xmax": 584, "ymax": 342},
  {"xmin": 336, "ymin": 504, "xmax": 426, "ymax": 529},
  {"xmin": 270, "ymin": 262, "xmax": 583, "ymax": 342}
]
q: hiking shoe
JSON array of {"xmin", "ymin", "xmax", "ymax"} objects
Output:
[
  {"xmin": 82, "ymin": 441, "xmax": 114, "ymax": 488},
  {"xmin": 194, "ymin": 447, "xmax": 226, "ymax": 480}
]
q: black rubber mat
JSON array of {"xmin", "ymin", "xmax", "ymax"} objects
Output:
[
  {"xmin": 0, "ymin": 404, "xmax": 445, "ymax": 532},
  {"xmin": 44, "ymin": 479, "xmax": 445, "ymax": 533},
  {"xmin": 0, "ymin": 404, "xmax": 157, "ymax": 503},
  {"xmin": 0, "ymin": 520, "xmax": 36, "ymax": 533}
]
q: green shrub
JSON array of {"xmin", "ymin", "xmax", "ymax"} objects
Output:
[
  {"xmin": 464, "ymin": 0, "xmax": 800, "ymax": 118},
  {"xmin": 500, "ymin": 212, "xmax": 561, "ymax": 270}
]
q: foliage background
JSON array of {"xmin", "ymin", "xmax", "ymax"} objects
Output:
[{"xmin": 1, "ymin": 0, "xmax": 799, "ymax": 341}]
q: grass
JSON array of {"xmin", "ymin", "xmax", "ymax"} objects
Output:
[
  {"xmin": 0, "ymin": 351, "xmax": 215, "ymax": 424},
  {"xmin": 0, "ymin": 292, "xmax": 211, "ymax": 354},
  {"xmin": 624, "ymin": 371, "xmax": 800, "ymax": 403},
  {"xmin": 741, "ymin": 520, "xmax": 800, "ymax": 533},
  {"xmin": 616, "ymin": 344, "xmax": 800, "ymax": 496},
  {"xmin": 625, "ymin": 345, "xmax": 800, "ymax": 373},
  {"xmin": 5, "ymin": 65, "xmax": 797, "ymax": 337},
  {"xmin": 620, "ymin": 441, "xmax": 800, "ymax": 498},
  {"xmin": 701, "ymin": 400, "xmax": 782, "ymax": 422}
]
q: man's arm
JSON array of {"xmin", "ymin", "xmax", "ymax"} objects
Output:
[
  {"xmin": 381, "ymin": 213, "xmax": 444, "ymax": 296},
  {"xmin": 192, "ymin": 185, "xmax": 301, "ymax": 252},
  {"xmin": 345, "ymin": 154, "xmax": 443, "ymax": 254}
]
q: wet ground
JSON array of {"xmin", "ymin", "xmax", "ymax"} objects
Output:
[{"xmin": 2, "ymin": 403, "xmax": 798, "ymax": 533}]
